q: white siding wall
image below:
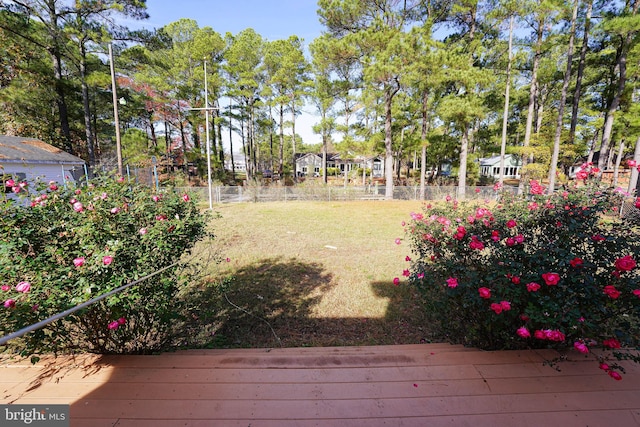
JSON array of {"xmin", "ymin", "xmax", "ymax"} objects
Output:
[{"xmin": 2, "ymin": 163, "xmax": 83, "ymax": 185}]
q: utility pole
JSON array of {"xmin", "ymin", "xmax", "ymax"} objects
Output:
[{"xmin": 109, "ymin": 43, "xmax": 123, "ymax": 176}]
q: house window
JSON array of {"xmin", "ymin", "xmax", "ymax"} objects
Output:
[
  {"xmin": 302, "ymin": 166, "xmax": 308, "ymax": 174},
  {"xmin": 493, "ymin": 167, "xmax": 498, "ymax": 175}
]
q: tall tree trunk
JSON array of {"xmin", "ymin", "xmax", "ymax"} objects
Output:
[
  {"xmin": 45, "ymin": 0, "xmax": 72, "ymax": 153},
  {"xmin": 149, "ymin": 116, "xmax": 157, "ymax": 147},
  {"xmin": 279, "ymin": 104, "xmax": 284, "ymax": 178},
  {"xmin": 269, "ymin": 105, "xmax": 274, "ymax": 174},
  {"xmin": 587, "ymin": 128, "xmax": 599, "ymax": 163},
  {"xmin": 548, "ymin": 0, "xmax": 578, "ymax": 193},
  {"xmin": 229, "ymin": 102, "xmax": 236, "ymax": 181},
  {"xmin": 322, "ymin": 109, "xmax": 328, "ymax": 184},
  {"xmin": 240, "ymin": 115, "xmax": 247, "ymax": 180},
  {"xmin": 384, "ymin": 82, "xmax": 400, "ymax": 199},
  {"xmin": 164, "ymin": 120, "xmax": 169, "ymax": 152},
  {"xmin": 613, "ymin": 139, "xmax": 625, "ymax": 187},
  {"xmin": 79, "ymin": 42, "xmax": 95, "ymax": 165},
  {"xmin": 598, "ymin": 0, "xmax": 639, "ymax": 173},
  {"xmin": 457, "ymin": 123, "xmax": 470, "ymax": 199},
  {"xmin": 216, "ymin": 100, "xmax": 224, "ymax": 166},
  {"xmin": 499, "ymin": 14, "xmax": 514, "ymax": 185},
  {"xmin": 209, "ymin": 109, "xmax": 218, "ymax": 170},
  {"xmin": 291, "ymin": 96, "xmax": 297, "ymax": 181},
  {"xmin": 419, "ymin": 89, "xmax": 430, "ymax": 200},
  {"xmin": 569, "ymin": 0, "xmax": 593, "ymax": 145},
  {"xmin": 518, "ymin": 19, "xmax": 544, "ymax": 194}
]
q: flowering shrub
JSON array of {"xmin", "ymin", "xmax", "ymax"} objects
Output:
[
  {"xmin": 404, "ymin": 180, "xmax": 640, "ymax": 378},
  {"xmin": 0, "ymin": 175, "xmax": 209, "ymax": 357}
]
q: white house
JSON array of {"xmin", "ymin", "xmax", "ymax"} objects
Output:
[
  {"xmin": 0, "ymin": 135, "xmax": 85, "ymax": 186},
  {"xmin": 224, "ymin": 152, "xmax": 247, "ymax": 173},
  {"xmin": 295, "ymin": 153, "xmax": 385, "ymax": 178},
  {"xmin": 480, "ymin": 154, "xmax": 522, "ymax": 180}
]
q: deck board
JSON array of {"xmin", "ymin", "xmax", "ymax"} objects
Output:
[{"xmin": 2, "ymin": 344, "xmax": 639, "ymax": 426}]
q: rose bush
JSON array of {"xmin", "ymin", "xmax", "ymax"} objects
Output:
[
  {"xmin": 404, "ymin": 179, "xmax": 640, "ymax": 378},
  {"xmin": 0, "ymin": 174, "xmax": 210, "ymax": 358}
]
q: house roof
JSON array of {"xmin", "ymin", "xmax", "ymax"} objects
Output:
[
  {"xmin": 0, "ymin": 135, "xmax": 85, "ymax": 165},
  {"xmin": 480, "ymin": 154, "xmax": 519, "ymax": 166}
]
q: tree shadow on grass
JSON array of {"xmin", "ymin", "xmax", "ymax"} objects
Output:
[{"xmin": 180, "ymin": 257, "xmax": 434, "ymax": 349}]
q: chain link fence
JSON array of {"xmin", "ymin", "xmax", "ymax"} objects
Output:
[
  {"xmin": 173, "ymin": 185, "xmax": 519, "ymax": 203},
  {"xmin": 620, "ymin": 198, "xmax": 640, "ymax": 224}
]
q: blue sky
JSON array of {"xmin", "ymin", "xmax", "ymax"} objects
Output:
[
  {"xmin": 143, "ymin": 0, "xmax": 324, "ymax": 43},
  {"xmin": 139, "ymin": 0, "xmax": 325, "ymax": 149}
]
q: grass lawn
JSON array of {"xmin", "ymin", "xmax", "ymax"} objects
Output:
[{"xmin": 190, "ymin": 200, "xmax": 435, "ymax": 349}]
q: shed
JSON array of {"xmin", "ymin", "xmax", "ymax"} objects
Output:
[{"xmin": 0, "ymin": 135, "xmax": 85, "ymax": 185}]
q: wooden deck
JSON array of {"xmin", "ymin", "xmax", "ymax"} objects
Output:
[{"xmin": 2, "ymin": 343, "xmax": 640, "ymax": 426}]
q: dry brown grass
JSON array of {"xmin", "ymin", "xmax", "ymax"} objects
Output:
[{"xmin": 190, "ymin": 200, "xmax": 435, "ymax": 349}]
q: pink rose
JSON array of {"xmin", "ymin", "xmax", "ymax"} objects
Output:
[
  {"xmin": 393, "ymin": 277, "xmax": 400, "ymax": 286},
  {"xmin": 545, "ymin": 329, "xmax": 566, "ymax": 342},
  {"xmin": 469, "ymin": 237, "xmax": 484, "ymax": 250},
  {"xmin": 516, "ymin": 327, "xmax": 530, "ymax": 338},
  {"xmin": 633, "ymin": 289, "xmax": 640, "ymax": 298},
  {"xmin": 490, "ymin": 303, "xmax": 503, "ymax": 314},
  {"xmin": 542, "ymin": 272, "xmax": 560, "ymax": 286},
  {"xmin": 1, "ymin": 285, "xmax": 9, "ymax": 291},
  {"xmin": 603, "ymin": 285, "xmax": 621, "ymax": 299},
  {"xmin": 182, "ymin": 194, "xmax": 190, "ymax": 202},
  {"xmin": 608, "ymin": 370, "xmax": 622, "ymax": 381},
  {"xmin": 110, "ymin": 207, "xmax": 120, "ymax": 214},
  {"xmin": 15, "ymin": 281, "xmax": 31, "ymax": 293},
  {"xmin": 478, "ymin": 287, "xmax": 491, "ymax": 299},
  {"xmin": 108, "ymin": 321, "xmax": 120, "ymax": 330},
  {"xmin": 446, "ymin": 277, "xmax": 458, "ymax": 288},
  {"xmin": 573, "ymin": 341, "xmax": 589, "ymax": 354},
  {"xmin": 73, "ymin": 202, "xmax": 84, "ymax": 213},
  {"xmin": 73, "ymin": 257, "xmax": 85, "ymax": 267},
  {"xmin": 102, "ymin": 256, "xmax": 114, "ymax": 266},
  {"xmin": 526, "ymin": 282, "xmax": 541, "ymax": 292},
  {"xmin": 4, "ymin": 299, "xmax": 16, "ymax": 308},
  {"xmin": 5, "ymin": 178, "xmax": 15, "ymax": 187},
  {"xmin": 499, "ymin": 300, "xmax": 511, "ymax": 311},
  {"xmin": 602, "ymin": 338, "xmax": 621, "ymax": 349},
  {"xmin": 506, "ymin": 219, "xmax": 517, "ymax": 228},
  {"xmin": 569, "ymin": 257, "xmax": 583, "ymax": 268},
  {"xmin": 614, "ymin": 255, "xmax": 636, "ymax": 272},
  {"xmin": 117, "ymin": 317, "xmax": 126, "ymax": 325},
  {"xmin": 529, "ymin": 180, "xmax": 545, "ymax": 195},
  {"xmin": 152, "ymin": 195, "xmax": 160, "ymax": 202},
  {"xmin": 139, "ymin": 228, "xmax": 147, "ymax": 235}
]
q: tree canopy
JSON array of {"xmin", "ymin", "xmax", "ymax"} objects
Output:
[{"xmin": 2, "ymin": 0, "xmax": 639, "ymax": 194}]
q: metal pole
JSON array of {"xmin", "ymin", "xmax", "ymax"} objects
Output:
[
  {"xmin": 204, "ymin": 60, "xmax": 213, "ymax": 210},
  {"xmin": 109, "ymin": 43, "xmax": 123, "ymax": 176}
]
